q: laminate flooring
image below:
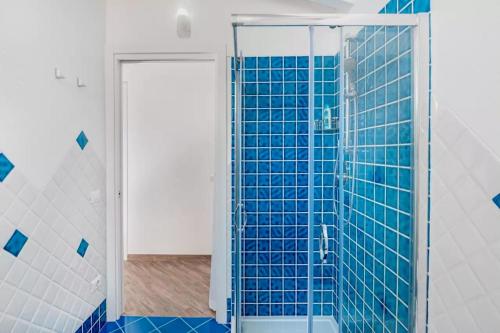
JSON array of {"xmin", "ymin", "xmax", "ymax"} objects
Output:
[{"xmin": 124, "ymin": 255, "xmax": 214, "ymax": 317}]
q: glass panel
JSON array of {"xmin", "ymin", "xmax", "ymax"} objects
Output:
[
  {"xmin": 339, "ymin": 25, "xmax": 415, "ymax": 333},
  {"xmin": 232, "ymin": 22, "xmax": 417, "ymax": 333},
  {"xmin": 232, "ymin": 26, "xmax": 312, "ymax": 333},
  {"xmin": 311, "ymin": 26, "xmax": 342, "ymax": 333}
]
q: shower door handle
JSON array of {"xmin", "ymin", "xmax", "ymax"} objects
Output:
[
  {"xmin": 319, "ymin": 224, "xmax": 329, "ymax": 263},
  {"xmin": 241, "ymin": 208, "xmax": 248, "ymax": 232},
  {"xmin": 234, "ymin": 203, "xmax": 248, "ymax": 233}
]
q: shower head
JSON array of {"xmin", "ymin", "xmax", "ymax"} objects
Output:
[
  {"xmin": 344, "ymin": 56, "xmax": 358, "ymax": 97},
  {"xmin": 344, "ymin": 57, "xmax": 357, "ymax": 77}
]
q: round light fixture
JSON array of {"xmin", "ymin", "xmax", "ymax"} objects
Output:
[{"xmin": 176, "ymin": 8, "xmax": 191, "ymax": 39}]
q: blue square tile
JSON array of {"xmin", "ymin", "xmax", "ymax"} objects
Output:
[
  {"xmin": 244, "ymin": 57, "xmax": 256, "ymax": 69},
  {"xmin": 284, "ymin": 56, "xmax": 296, "ymax": 68},
  {"xmin": 91, "ymin": 308, "xmax": 99, "ymax": 326},
  {"xmin": 99, "ymin": 300, "xmax": 106, "ymax": 315},
  {"xmin": 244, "ymin": 70, "xmax": 256, "ymax": 82},
  {"xmin": 0, "ymin": 153, "xmax": 15, "ymax": 182},
  {"xmin": 77, "ymin": 238, "xmax": 89, "ymax": 257},
  {"xmin": 284, "ymin": 70, "xmax": 296, "ymax": 82},
  {"xmin": 258, "ymin": 57, "xmax": 270, "ymax": 69},
  {"xmin": 76, "ymin": 131, "xmax": 89, "ymax": 150},
  {"xmin": 413, "ymin": 0, "xmax": 430, "ymax": 13},
  {"xmin": 82, "ymin": 317, "xmax": 92, "ymax": 332},
  {"xmin": 271, "ymin": 70, "xmax": 283, "ymax": 82},
  {"xmin": 297, "ymin": 69, "xmax": 308, "ymax": 81},
  {"xmin": 271, "ymin": 57, "xmax": 283, "ymax": 69},
  {"xmin": 297, "ymin": 56, "xmax": 308, "ymax": 69},
  {"xmin": 324, "ymin": 56, "xmax": 334, "ymax": 68},
  {"xmin": 4, "ymin": 229, "xmax": 28, "ymax": 257}
]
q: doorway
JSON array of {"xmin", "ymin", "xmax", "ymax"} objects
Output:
[{"xmin": 121, "ymin": 60, "xmax": 216, "ymax": 317}]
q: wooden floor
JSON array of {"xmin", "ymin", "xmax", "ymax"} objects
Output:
[{"xmin": 124, "ymin": 255, "xmax": 214, "ymax": 317}]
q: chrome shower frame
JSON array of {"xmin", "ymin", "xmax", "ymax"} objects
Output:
[{"xmin": 230, "ymin": 13, "xmax": 430, "ymax": 333}]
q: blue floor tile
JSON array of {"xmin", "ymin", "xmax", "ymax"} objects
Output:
[
  {"xmin": 156, "ymin": 318, "xmax": 192, "ymax": 333},
  {"xmin": 120, "ymin": 318, "xmax": 156, "ymax": 333},
  {"xmin": 147, "ymin": 316, "xmax": 177, "ymax": 329},
  {"xmin": 116, "ymin": 316, "xmax": 143, "ymax": 327},
  {"xmin": 101, "ymin": 322, "xmax": 122, "ymax": 333},
  {"xmin": 106, "ymin": 316, "xmax": 230, "ymax": 333},
  {"xmin": 182, "ymin": 318, "xmax": 212, "ymax": 330},
  {"xmin": 191, "ymin": 319, "xmax": 230, "ymax": 333}
]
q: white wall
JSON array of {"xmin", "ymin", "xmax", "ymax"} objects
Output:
[
  {"xmin": 238, "ymin": 26, "xmax": 340, "ymax": 56},
  {"xmin": 105, "ymin": 0, "xmax": 341, "ymax": 323},
  {"xmin": 429, "ymin": 0, "xmax": 500, "ymax": 331},
  {"xmin": 0, "ymin": 0, "xmax": 106, "ymax": 332},
  {"xmin": 123, "ymin": 62, "xmax": 215, "ymax": 256},
  {"xmin": 0, "ymin": 0, "xmax": 105, "ymax": 189}
]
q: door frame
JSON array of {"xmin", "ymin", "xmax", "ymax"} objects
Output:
[{"xmin": 106, "ymin": 52, "xmax": 223, "ymax": 321}]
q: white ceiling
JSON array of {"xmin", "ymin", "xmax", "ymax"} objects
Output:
[
  {"xmin": 306, "ymin": 0, "xmax": 388, "ymax": 13},
  {"xmin": 307, "ymin": 0, "xmax": 354, "ymax": 11}
]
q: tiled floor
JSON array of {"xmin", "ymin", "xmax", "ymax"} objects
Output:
[{"xmin": 102, "ymin": 316, "xmax": 231, "ymax": 333}]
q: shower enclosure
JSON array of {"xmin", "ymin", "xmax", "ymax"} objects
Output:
[{"xmin": 231, "ymin": 14, "xmax": 429, "ymax": 333}]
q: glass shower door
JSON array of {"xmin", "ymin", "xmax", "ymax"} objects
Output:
[
  {"xmin": 232, "ymin": 15, "xmax": 428, "ymax": 333},
  {"xmin": 232, "ymin": 25, "xmax": 315, "ymax": 333},
  {"xmin": 310, "ymin": 26, "xmax": 342, "ymax": 333},
  {"xmin": 334, "ymin": 24, "xmax": 417, "ymax": 333}
]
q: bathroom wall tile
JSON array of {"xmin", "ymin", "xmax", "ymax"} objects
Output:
[
  {"xmin": 340, "ymin": 18, "xmax": 415, "ymax": 332},
  {"xmin": 0, "ymin": 136, "xmax": 106, "ymax": 332},
  {"xmin": 0, "ymin": 153, "xmax": 15, "ymax": 182},
  {"xmin": 3, "ymin": 230, "xmax": 28, "ymax": 257},
  {"xmin": 76, "ymin": 131, "xmax": 89, "ymax": 151},
  {"xmin": 233, "ymin": 56, "xmax": 339, "ymax": 318},
  {"xmin": 429, "ymin": 106, "xmax": 500, "ymax": 332}
]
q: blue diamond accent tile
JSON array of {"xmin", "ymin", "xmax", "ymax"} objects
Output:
[
  {"xmin": 3, "ymin": 229, "xmax": 28, "ymax": 257},
  {"xmin": 0, "ymin": 153, "xmax": 15, "ymax": 182},
  {"xmin": 77, "ymin": 238, "xmax": 89, "ymax": 257},
  {"xmin": 493, "ymin": 193, "xmax": 500, "ymax": 209},
  {"xmin": 76, "ymin": 131, "xmax": 89, "ymax": 150}
]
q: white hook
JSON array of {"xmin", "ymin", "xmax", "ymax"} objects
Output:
[
  {"xmin": 54, "ymin": 68, "xmax": 65, "ymax": 79},
  {"xmin": 76, "ymin": 77, "xmax": 86, "ymax": 88}
]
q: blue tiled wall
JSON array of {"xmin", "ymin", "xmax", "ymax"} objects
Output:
[
  {"xmin": 232, "ymin": 55, "xmax": 339, "ymax": 318},
  {"xmin": 340, "ymin": 23, "xmax": 414, "ymax": 332},
  {"xmin": 312, "ymin": 55, "xmax": 340, "ymax": 318},
  {"xmin": 340, "ymin": 0, "xmax": 430, "ymax": 331},
  {"xmin": 231, "ymin": 0, "xmax": 430, "ymax": 327}
]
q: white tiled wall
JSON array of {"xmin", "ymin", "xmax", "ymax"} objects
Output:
[
  {"xmin": 0, "ymin": 142, "xmax": 106, "ymax": 332},
  {"xmin": 428, "ymin": 107, "xmax": 500, "ymax": 332}
]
